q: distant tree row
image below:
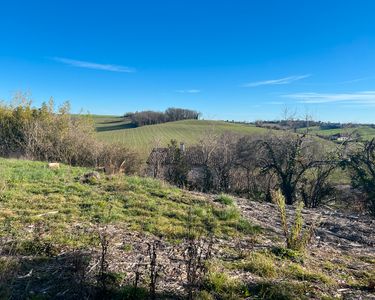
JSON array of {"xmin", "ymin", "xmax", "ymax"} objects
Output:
[
  {"xmin": 254, "ymin": 119, "xmax": 369, "ymax": 131},
  {"xmin": 125, "ymin": 108, "xmax": 200, "ymax": 127}
]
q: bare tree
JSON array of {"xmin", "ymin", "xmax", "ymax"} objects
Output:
[
  {"xmin": 207, "ymin": 132, "xmax": 238, "ymax": 192},
  {"xmin": 257, "ymin": 133, "xmax": 318, "ymax": 205},
  {"xmin": 343, "ymin": 138, "xmax": 375, "ymax": 216}
]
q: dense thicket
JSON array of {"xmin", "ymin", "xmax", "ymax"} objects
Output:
[
  {"xmin": 0, "ymin": 94, "xmax": 139, "ymax": 173},
  {"xmin": 127, "ymin": 108, "xmax": 200, "ymax": 127}
]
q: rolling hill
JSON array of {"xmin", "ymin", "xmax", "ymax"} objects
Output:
[{"xmin": 94, "ymin": 116, "xmax": 268, "ymax": 158}]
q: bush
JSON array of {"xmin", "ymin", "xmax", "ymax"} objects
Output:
[{"xmin": 0, "ymin": 94, "xmax": 140, "ymax": 173}]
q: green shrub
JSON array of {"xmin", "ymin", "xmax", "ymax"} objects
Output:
[
  {"xmin": 0, "ymin": 94, "xmax": 140, "ymax": 173},
  {"xmin": 216, "ymin": 194, "xmax": 234, "ymax": 206},
  {"xmin": 16, "ymin": 239, "xmax": 60, "ymax": 257},
  {"xmin": 237, "ymin": 252, "xmax": 277, "ymax": 278}
]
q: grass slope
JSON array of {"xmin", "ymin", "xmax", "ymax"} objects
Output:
[
  {"xmin": 94, "ymin": 116, "xmax": 267, "ymax": 158},
  {"xmin": 0, "ymin": 158, "xmax": 256, "ymax": 246},
  {"xmin": 0, "ymin": 158, "xmax": 373, "ymax": 299}
]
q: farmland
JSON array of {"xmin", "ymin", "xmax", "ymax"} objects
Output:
[
  {"xmin": 94, "ymin": 116, "xmax": 268, "ymax": 158},
  {"xmin": 297, "ymin": 125, "xmax": 375, "ymax": 141}
]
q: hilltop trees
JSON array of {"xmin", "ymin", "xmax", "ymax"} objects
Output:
[{"xmin": 127, "ymin": 108, "xmax": 200, "ymax": 127}]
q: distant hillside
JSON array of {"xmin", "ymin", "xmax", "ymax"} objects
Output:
[
  {"xmin": 297, "ymin": 125, "xmax": 375, "ymax": 141},
  {"xmin": 94, "ymin": 116, "xmax": 268, "ymax": 158}
]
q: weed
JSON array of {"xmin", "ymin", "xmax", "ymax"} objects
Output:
[
  {"xmin": 286, "ymin": 263, "xmax": 335, "ymax": 285},
  {"xmin": 272, "ymin": 190, "xmax": 315, "ymax": 252},
  {"xmin": 271, "ymin": 246, "xmax": 303, "ymax": 263},
  {"xmin": 216, "ymin": 194, "xmax": 234, "ymax": 206},
  {"xmin": 236, "ymin": 252, "xmax": 277, "ymax": 278}
]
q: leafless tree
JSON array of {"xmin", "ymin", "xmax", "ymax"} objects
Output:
[{"xmin": 257, "ymin": 133, "xmax": 320, "ymax": 205}]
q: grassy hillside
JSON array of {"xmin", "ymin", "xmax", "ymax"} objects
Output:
[
  {"xmin": 297, "ymin": 125, "xmax": 375, "ymax": 141},
  {"xmin": 0, "ymin": 158, "xmax": 373, "ymax": 299},
  {"xmin": 94, "ymin": 116, "xmax": 268, "ymax": 158},
  {"xmin": 0, "ymin": 158, "xmax": 253, "ymax": 244}
]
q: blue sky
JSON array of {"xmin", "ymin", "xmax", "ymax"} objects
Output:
[{"xmin": 1, "ymin": 0, "xmax": 375, "ymax": 123}]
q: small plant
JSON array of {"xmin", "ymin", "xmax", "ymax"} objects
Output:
[
  {"xmin": 216, "ymin": 194, "xmax": 234, "ymax": 206},
  {"xmin": 202, "ymin": 268, "xmax": 246, "ymax": 299},
  {"xmin": 237, "ymin": 252, "xmax": 277, "ymax": 278},
  {"xmin": 147, "ymin": 240, "xmax": 162, "ymax": 300},
  {"xmin": 97, "ymin": 227, "xmax": 110, "ymax": 294},
  {"xmin": 271, "ymin": 246, "xmax": 303, "ymax": 263},
  {"xmin": 272, "ymin": 190, "xmax": 315, "ymax": 252},
  {"xmin": 184, "ymin": 209, "xmax": 215, "ymax": 300}
]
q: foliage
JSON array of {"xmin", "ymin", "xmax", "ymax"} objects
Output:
[
  {"xmin": 272, "ymin": 190, "xmax": 315, "ymax": 251},
  {"xmin": 0, "ymin": 93, "xmax": 139, "ymax": 173},
  {"xmin": 128, "ymin": 107, "xmax": 200, "ymax": 127}
]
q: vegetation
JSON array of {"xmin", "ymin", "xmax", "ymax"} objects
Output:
[
  {"xmin": 0, "ymin": 158, "xmax": 373, "ymax": 299},
  {"xmin": 126, "ymin": 107, "xmax": 200, "ymax": 127},
  {"xmin": 272, "ymin": 190, "xmax": 315, "ymax": 252},
  {"xmin": 0, "ymin": 95, "xmax": 139, "ymax": 173},
  {"xmin": 343, "ymin": 138, "xmax": 375, "ymax": 216},
  {"xmin": 0, "ymin": 98, "xmax": 374, "ymax": 299},
  {"xmin": 95, "ymin": 117, "xmax": 268, "ymax": 158},
  {"xmin": 147, "ymin": 132, "xmax": 337, "ymax": 208}
]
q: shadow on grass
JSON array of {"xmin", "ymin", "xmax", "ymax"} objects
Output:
[
  {"xmin": 0, "ymin": 251, "xmax": 182, "ymax": 300},
  {"xmin": 96, "ymin": 122, "xmax": 137, "ymax": 132}
]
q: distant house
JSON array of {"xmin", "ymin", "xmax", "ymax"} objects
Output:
[
  {"xmin": 337, "ymin": 136, "xmax": 350, "ymax": 142},
  {"xmin": 329, "ymin": 133, "xmax": 341, "ymax": 140},
  {"xmin": 329, "ymin": 133, "xmax": 355, "ymax": 142}
]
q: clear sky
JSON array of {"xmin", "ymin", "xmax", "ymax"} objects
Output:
[{"xmin": 1, "ymin": 0, "xmax": 375, "ymax": 123}]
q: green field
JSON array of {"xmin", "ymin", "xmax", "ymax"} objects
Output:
[
  {"xmin": 94, "ymin": 116, "xmax": 268, "ymax": 158},
  {"xmin": 297, "ymin": 125, "xmax": 375, "ymax": 141}
]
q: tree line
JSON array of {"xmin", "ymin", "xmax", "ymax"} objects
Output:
[{"xmin": 125, "ymin": 107, "xmax": 200, "ymax": 127}]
